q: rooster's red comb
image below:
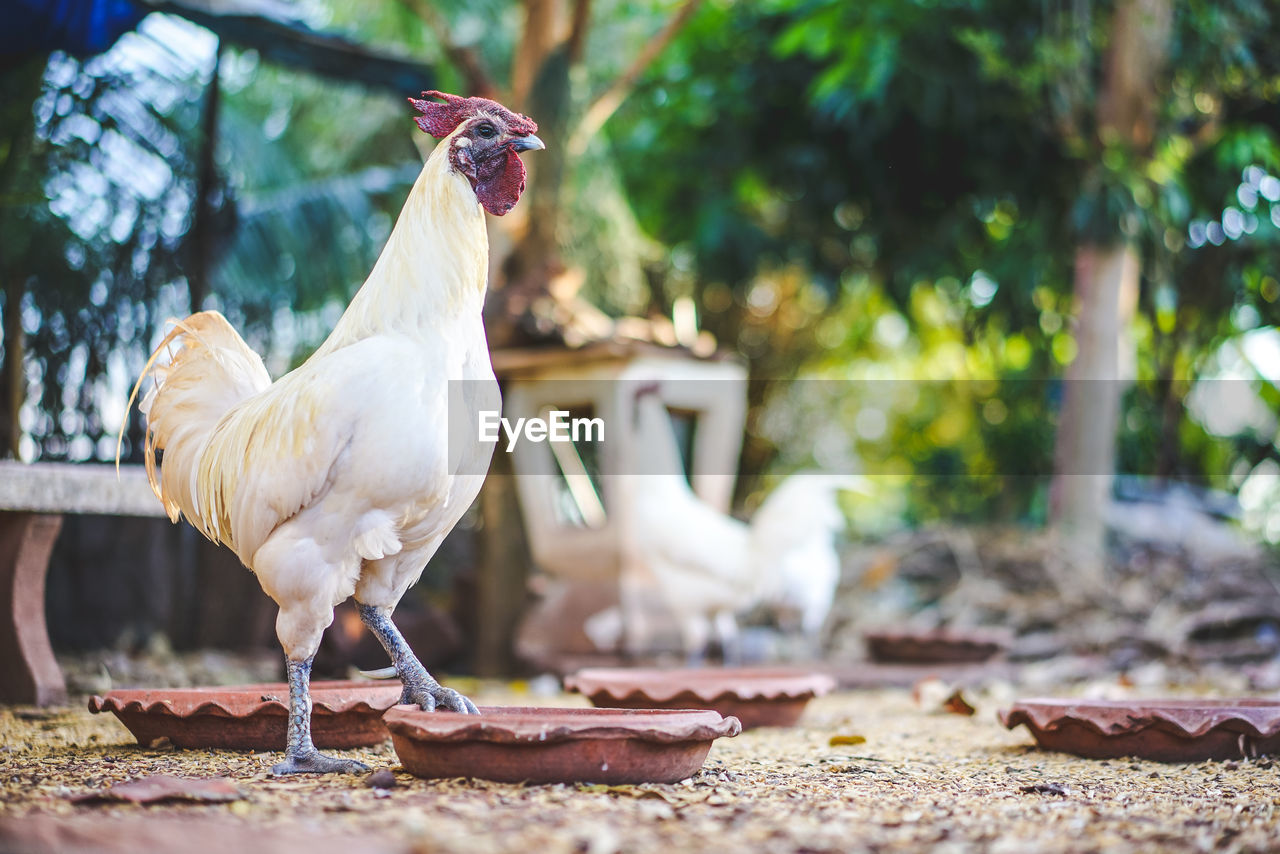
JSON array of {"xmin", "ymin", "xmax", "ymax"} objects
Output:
[{"xmin": 409, "ymin": 91, "xmax": 538, "ymax": 139}]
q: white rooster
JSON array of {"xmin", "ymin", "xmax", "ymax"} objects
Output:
[
  {"xmin": 124, "ymin": 91, "xmax": 543, "ymax": 774},
  {"xmin": 627, "ymin": 386, "xmax": 855, "ymax": 661}
]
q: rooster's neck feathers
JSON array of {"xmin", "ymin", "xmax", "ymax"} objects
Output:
[{"xmin": 312, "ymin": 129, "xmax": 488, "ymax": 359}]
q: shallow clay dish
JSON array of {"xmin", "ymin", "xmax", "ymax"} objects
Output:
[
  {"xmin": 385, "ymin": 705, "xmax": 741, "ymax": 784},
  {"xmin": 863, "ymin": 628, "xmax": 1011, "ymax": 664},
  {"xmin": 1000, "ymin": 698, "xmax": 1280, "ymax": 762},
  {"xmin": 563, "ymin": 667, "xmax": 835, "ymax": 729},
  {"xmin": 89, "ymin": 681, "xmax": 403, "ymax": 750}
]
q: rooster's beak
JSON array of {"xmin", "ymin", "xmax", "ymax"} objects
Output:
[{"xmin": 511, "ymin": 134, "xmax": 546, "ymax": 153}]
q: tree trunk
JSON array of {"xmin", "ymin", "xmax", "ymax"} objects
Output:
[
  {"xmin": 1048, "ymin": 0, "xmax": 1170, "ymax": 576},
  {"xmin": 455, "ymin": 0, "xmax": 701, "ymax": 672},
  {"xmin": 474, "ymin": 451, "xmax": 530, "ymax": 676},
  {"xmin": 0, "ymin": 57, "xmax": 46, "ymax": 461},
  {"xmin": 484, "ymin": 0, "xmax": 700, "ymax": 350},
  {"xmin": 2, "ymin": 285, "xmax": 22, "ymax": 460},
  {"xmin": 1049, "ymin": 243, "xmax": 1138, "ymax": 579},
  {"xmin": 486, "ymin": 32, "xmax": 575, "ymax": 348}
]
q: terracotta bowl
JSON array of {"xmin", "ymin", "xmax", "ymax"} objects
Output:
[
  {"xmin": 89, "ymin": 681, "xmax": 403, "ymax": 750},
  {"xmin": 563, "ymin": 667, "xmax": 835, "ymax": 729},
  {"xmin": 863, "ymin": 628, "xmax": 1011, "ymax": 664},
  {"xmin": 1000, "ymin": 697, "xmax": 1280, "ymax": 762},
  {"xmin": 385, "ymin": 705, "xmax": 741, "ymax": 784}
]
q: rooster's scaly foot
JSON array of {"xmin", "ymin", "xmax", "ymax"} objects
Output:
[
  {"xmin": 271, "ymin": 750, "xmax": 369, "ymax": 776},
  {"xmin": 401, "ymin": 680, "xmax": 478, "ymax": 714},
  {"xmin": 355, "ymin": 602, "xmax": 479, "ymax": 714}
]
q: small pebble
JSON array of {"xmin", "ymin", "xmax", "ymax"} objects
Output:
[{"xmin": 365, "ymin": 770, "xmax": 397, "ymax": 789}]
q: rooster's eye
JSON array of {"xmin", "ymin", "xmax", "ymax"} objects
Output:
[{"xmin": 476, "ymin": 122, "xmax": 497, "ymax": 139}]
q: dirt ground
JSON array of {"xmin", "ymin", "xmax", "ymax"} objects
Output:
[{"xmin": 1, "ymin": 676, "xmax": 1278, "ymax": 854}]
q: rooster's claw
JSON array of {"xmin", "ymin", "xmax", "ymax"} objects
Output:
[
  {"xmin": 271, "ymin": 751, "xmax": 369, "ymax": 775},
  {"xmin": 404, "ymin": 682, "xmax": 478, "ymax": 714}
]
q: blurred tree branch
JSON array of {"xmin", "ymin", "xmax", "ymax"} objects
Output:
[
  {"xmin": 512, "ymin": 0, "xmax": 560, "ymax": 109},
  {"xmin": 399, "ymin": 0, "xmax": 501, "ymax": 98},
  {"xmin": 569, "ymin": 0, "xmax": 705, "ymax": 153},
  {"xmin": 566, "ymin": 0, "xmax": 592, "ymax": 63}
]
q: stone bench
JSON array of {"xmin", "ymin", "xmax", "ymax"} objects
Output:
[{"xmin": 0, "ymin": 461, "xmax": 166, "ymax": 705}]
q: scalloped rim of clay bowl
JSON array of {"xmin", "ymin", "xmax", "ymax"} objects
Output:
[
  {"xmin": 863, "ymin": 628, "xmax": 1012, "ymax": 664},
  {"xmin": 563, "ymin": 667, "xmax": 836, "ymax": 729},
  {"xmin": 88, "ymin": 681, "xmax": 403, "ymax": 751},
  {"xmin": 999, "ymin": 697, "xmax": 1280, "ymax": 762},
  {"xmin": 384, "ymin": 705, "xmax": 742, "ymax": 784}
]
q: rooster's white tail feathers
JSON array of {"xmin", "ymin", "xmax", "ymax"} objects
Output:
[{"xmin": 120, "ymin": 311, "xmax": 271, "ymax": 530}]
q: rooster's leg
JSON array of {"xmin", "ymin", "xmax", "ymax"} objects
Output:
[
  {"xmin": 270, "ymin": 656, "xmax": 370, "ymax": 775},
  {"xmin": 356, "ymin": 602, "xmax": 478, "ymax": 714}
]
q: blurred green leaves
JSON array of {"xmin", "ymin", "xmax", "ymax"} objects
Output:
[{"xmin": 608, "ymin": 0, "xmax": 1280, "ymax": 528}]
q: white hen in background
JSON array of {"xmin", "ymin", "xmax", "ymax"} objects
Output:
[
  {"xmin": 628, "ymin": 386, "xmax": 754, "ymax": 659},
  {"xmin": 625, "ymin": 386, "xmax": 855, "ymax": 661},
  {"xmin": 750, "ymin": 474, "xmax": 854, "ymax": 648}
]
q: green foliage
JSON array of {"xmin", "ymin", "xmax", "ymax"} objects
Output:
[{"xmin": 610, "ymin": 0, "xmax": 1280, "ymax": 528}]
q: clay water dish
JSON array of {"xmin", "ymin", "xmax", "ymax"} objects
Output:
[
  {"xmin": 89, "ymin": 681, "xmax": 403, "ymax": 750},
  {"xmin": 384, "ymin": 705, "xmax": 741, "ymax": 784},
  {"xmin": 1000, "ymin": 697, "xmax": 1280, "ymax": 762},
  {"xmin": 563, "ymin": 667, "xmax": 835, "ymax": 729},
  {"xmin": 863, "ymin": 627, "xmax": 1012, "ymax": 664}
]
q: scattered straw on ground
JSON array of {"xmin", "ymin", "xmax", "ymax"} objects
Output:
[{"xmin": 2, "ymin": 681, "xmax": 1277, "ymax": 854}]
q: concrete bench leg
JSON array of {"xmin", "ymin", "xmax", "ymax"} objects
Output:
[{"xmin": 0, "ymin": 512, "xmax": 67, "ymax": 706}]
